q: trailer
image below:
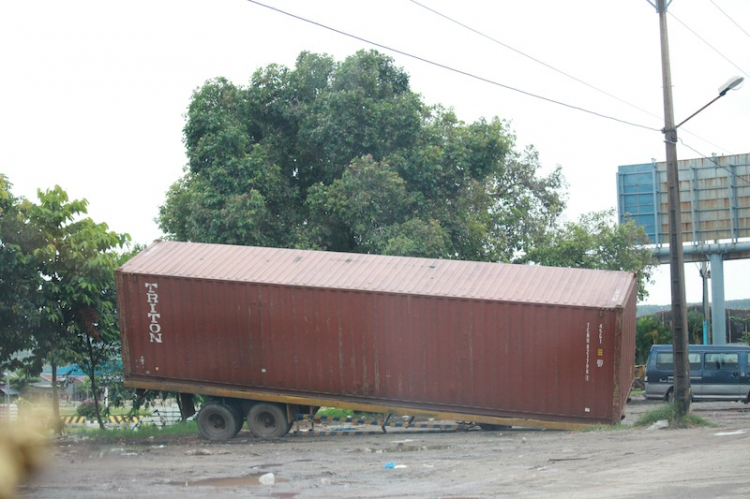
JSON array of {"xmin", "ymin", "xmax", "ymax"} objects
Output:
[{"xmin": 116, "ymin": 241, "xmax": 637, "ymax": 440}]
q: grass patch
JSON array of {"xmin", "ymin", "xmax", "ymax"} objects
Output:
[
  {"xmin": 59, "ymin": 407, "xmax": 147, "ymax": 417},
  {"xmin": 67, "ymin": 421, "xmax": 199, "ymax": 439},
  {"xmin": 633, "ymin": 403, "xmax": 715, "ymax": 429},
  {"xmin": 316, "ymin": 407, "xmax": 381, "ymax": 419},
  {"xmin": 580, "ymin": 423, "xmax": 628, "ymax": 432}
]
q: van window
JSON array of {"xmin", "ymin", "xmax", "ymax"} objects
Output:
[
  {"xmin": 655, "ymin": 352, "xmax": 701, "ymax": 370},
  {"xmin": 704, "ymin": 353, "xmax": 739, "ymax": 370},
  {"xmin": 689, "ymin": 353, "xmax": 701, "ymax": 369},
  {"xmin": 655, "ymin": 352, "xmax": 673, "ymax": 370}
]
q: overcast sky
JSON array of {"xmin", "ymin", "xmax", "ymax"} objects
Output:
[{"xmin": 1, "ymin": 0, "xmax": 749, "ymax": 305}]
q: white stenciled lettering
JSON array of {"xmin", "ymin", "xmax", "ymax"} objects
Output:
[
  {"xmin": 145, "ymin": 283, "xmax": 163, "ymax": 343},
  {"xmin": 585, "ymin": 323, "xmax": 590, "ymax": 381}
]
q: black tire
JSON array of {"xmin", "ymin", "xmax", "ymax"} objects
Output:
[
  {"xmin": 247, "ymin": 403, "xmax": 289, "ymax": 438},
  {"xmin": 197, "ymin": 401, "xmax": 242, "ymax": 441}
]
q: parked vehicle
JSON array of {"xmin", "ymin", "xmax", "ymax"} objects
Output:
[
  {"xmin": 644, "ymin": 344, "xmax": 750, "ymax": 402},
  {"xmin": 116, "ymin": 241, "xmax": 637, "ymax": 440}
]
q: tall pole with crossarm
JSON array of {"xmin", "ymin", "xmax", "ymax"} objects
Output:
[{"xmin": 656, "ymin": 0, "xmax": 692, "ymax": 415}]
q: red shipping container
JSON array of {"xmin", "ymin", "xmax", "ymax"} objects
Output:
[{"xmin": 116, "ymin": 241, "xmax": 637, "ymax": 433}]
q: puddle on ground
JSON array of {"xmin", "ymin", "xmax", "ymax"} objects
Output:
[{"xmin": 171, "ymin": 473, "xmax": 287, "ymax": 487}]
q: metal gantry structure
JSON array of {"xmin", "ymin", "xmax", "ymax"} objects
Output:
[{"xmin": 618, "ymin": 154, "xmax": 750, "ymax": 344}]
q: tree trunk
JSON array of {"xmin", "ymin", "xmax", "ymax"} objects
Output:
[
  {"xmin": 86, "ymin": 336, "xmax": 106, "ymax": 429},
  {"xmin": 50, "ymin": 361, "xmax": 63, "ymax": 434}
]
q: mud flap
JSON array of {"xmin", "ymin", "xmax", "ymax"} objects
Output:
[{"xmin": 178, "ymin": 393, "xmax": 196, "ymax": 420}]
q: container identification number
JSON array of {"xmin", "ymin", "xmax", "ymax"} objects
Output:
[{"xmin": 586, "ymin": 322, "xmax": 604, "ymax": 381}]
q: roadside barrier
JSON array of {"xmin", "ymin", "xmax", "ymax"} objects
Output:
[
  {"xmin": 292, "ymin": 413, "xmax": 464, "ymax": 436},
  {"xmin": 60, "ymin": 415, "xmax": 141, "ymax": 425},
  {"xmin": 61, "ymin": 416, "xmax": 86, "ymax": 424},
  {"xmin": 297, "ymin": 414, "xmax": 462, "ymax": 429},
  {"xmin": 108, "ymin": 415, "xmax": 141, "ymax": 424}
]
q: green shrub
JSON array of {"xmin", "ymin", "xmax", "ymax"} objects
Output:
[
  {"xmin": 69, "ymin": 421, "xmax": 199, "ymax": 439},
  {"xmin": 633, "ymin": 403, "xmax": 714, "ymax": 428},
  {"xmin": 316, "ymin": 407, "xmax": 380, "ymax": 419},
  {"xmin": 76, "ymin": 399, "xmax": 98, "ymax": 419}
]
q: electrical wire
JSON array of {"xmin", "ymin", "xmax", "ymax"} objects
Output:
[
  {"xmin": 408, "ymin": 0, "xmax": 663, "ymax": 122},
  {"xmin": 244, "ymin": 0, "xmax": 661, "ymax": 132},
  {"xmin": 668, "ymin": 10, "xmax": 750, "ymax": 78},
  {"xmin": 410, "ymin": 0, "xmax": 734, "ymax": 162},
  {"xmin": 710, "ymin": 0, "xmax": 750, "ymax": 40},
  {"xmin": 678, "ymin": 138, "xmax": 750, "ymax": 186}
]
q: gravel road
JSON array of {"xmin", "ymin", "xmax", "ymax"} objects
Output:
[{"xmin": 19, "ymin": 399, "xmax": 750, "ymax": 498}]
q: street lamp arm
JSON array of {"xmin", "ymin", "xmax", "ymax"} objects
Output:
[
  {"xmin": 673, "ymin": 94, "xmax": 723, "ymax": 130},
  {"xmin": 667, "ymin": 76, "xmax": 743, "ymax": 132}
]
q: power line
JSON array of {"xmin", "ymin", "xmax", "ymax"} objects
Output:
[
  {"xmin": 411, "ymin": 0, "xmax": 734, "ymax": 160},
  {"xmin": 409, "ymin": 0, "xmax": 663, "ymax": 122},
  {"xmin": 668, "ymin": 9, "xmax": 750, "ymax": 78},
  {"xmin": 710, "ymin": 0, "xmax": 750, "ymax": 40},
  {"xmin": 245, "ymin": 0, "xmax": 661, "ymax": 132},
  {"xmin": 678, "ymin": 138, "xmax": 750, "ymax": 186}
]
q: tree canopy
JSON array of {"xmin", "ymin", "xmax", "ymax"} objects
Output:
[
  {"xmin": 158, "ymin": 49, "xmax": 654, "ymax": 295},
  {"xmin": 522, "ymin": 209, "xmax": 656, "ymax": 300},
  {"xmin": 0, "ymin": 176, "xmax": 129, "ymax": 427},
  {"xmin": 159, "ymin": 50, "xmax": 566, "ymax": 263},
  {"xmin": 0, "ymin": 176, "xmax": 42, "ymax": 367}
]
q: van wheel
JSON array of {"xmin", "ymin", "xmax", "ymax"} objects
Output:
[
  {"xmin": 247, "ymin": 403, "xmax": 289, "ymax": 438},
  {"xmin": 197, "ymin": 401, "xmax": 242, "ymax": 441}
]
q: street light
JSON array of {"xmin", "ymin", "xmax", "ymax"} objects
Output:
[
  {"xmin": 674, "ymin": 76, "xmax": 744, "ymax": 130},
  {"xmin": 657, "ymin": 1, "xmax": 744, "ymax": 416}
]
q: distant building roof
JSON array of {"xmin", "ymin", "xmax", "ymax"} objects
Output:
[{"xmin": 0, "ymin": 384, "xmax": 20, "ymax": 396}]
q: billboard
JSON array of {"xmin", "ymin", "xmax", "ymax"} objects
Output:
[{"xmin": 617, "ymin": 153, "xmax": 750, "ymax": 246}]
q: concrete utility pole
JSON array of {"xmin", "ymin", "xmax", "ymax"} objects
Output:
[
  {"xmin": 656, "ymin": 0, "xmax": 692, "ymax": 415},
  {"xmin": 700, "ymin": 262, "xmax": 711, "ymax": 344}
]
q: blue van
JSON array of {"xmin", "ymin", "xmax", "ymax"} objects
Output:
[{"xmin": 644, "ymin": 344, "xmax": 750, "ymax": 402}]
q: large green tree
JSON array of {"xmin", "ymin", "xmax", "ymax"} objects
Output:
[
  {"xmin": 159, "ymin": 50, "xmax": 566, "ymax": 262},
  {"xmin": 523, "ymin": 210, "xmax": 657, "ymax": 300},
  {"xmin": 635, "ymin": 314, "xmax": 671, "ymax": 364},
  {"xmin": 0, "ymin": 179, "xmax": 128, "ymax": 428},
  {"xmin": 0, "ymin": 175, "xmax": 42, "ymax": 368}
]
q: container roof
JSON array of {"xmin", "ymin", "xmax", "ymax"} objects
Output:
[{"xmin": 118, "ymin": 241, "xmax": 635, "ymax": 309}]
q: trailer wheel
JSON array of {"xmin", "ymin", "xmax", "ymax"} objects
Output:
[
  {"xmin": 197, "ymin": 401, "xmax": 242, "ymax": 441},
  {"xmin": 247, "ymin": 403, "xmax": 289, "ymax": 438}
]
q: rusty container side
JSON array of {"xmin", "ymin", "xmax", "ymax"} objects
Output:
[
  {"xmin": 116, "ymin": 241, "xmax": 637, "ymax": 426},
  {"xmin": 613, "ymin": 277, "xmax": 638, "ymax": 418}
]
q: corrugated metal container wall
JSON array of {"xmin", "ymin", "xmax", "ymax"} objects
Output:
[{"xmin": 116, "ymin": 241, "xmax": 637, "ymax": 425}]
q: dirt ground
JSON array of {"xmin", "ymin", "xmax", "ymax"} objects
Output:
[{"xmin": 18, "ymin": 398, "xmax": 750, "ymax": 499}]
